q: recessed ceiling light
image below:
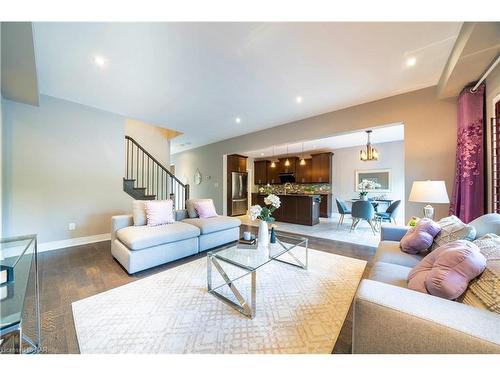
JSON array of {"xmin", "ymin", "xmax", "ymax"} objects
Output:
[
  {"xmin": 260, "ymin": 152, "xmax": 265, "ymax": 156},
  {"xmin": 296, "ymin": 96, "xmax": 303, "ymax": 103},
  {"xmin": 406, "ymin": 56, "xmax": 416, "ymax": 67},
  {"xmin": 235, "ymin": 117, "xmax": 241, "ymax": 123},
  {"xmin": 93, "ymin": 55, "xmax": 108, "ymax": 68}
]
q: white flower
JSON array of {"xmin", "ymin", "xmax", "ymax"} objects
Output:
[
  {"xmin": 249, "ymin": 205, "xmax": 262, "ymax": 221},
  {"xmin": 264, "ymin": 194, "xmax": 281, "ymax": 208},
  {"xmin": 359, "ymin": 179, "xmax": 381, "ymax": 191}
]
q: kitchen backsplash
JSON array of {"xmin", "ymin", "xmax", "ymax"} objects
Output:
[{"xmin": 256, "ymin": 183, "xmax": 332, "ymax": 195}]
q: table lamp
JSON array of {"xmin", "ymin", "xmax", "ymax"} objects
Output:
[{"xmin": 408, "ymin": 180, "xmax": 449, "ymax": 220}]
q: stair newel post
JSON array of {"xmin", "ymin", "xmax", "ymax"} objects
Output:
[{"xmin": 185, "ymin": 184, "xmax": 190, "ymax": 208}]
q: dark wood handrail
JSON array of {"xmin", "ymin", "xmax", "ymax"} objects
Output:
[{"xmin": 125, "ymin": 135, "xmax": 185, "ymax": 187}]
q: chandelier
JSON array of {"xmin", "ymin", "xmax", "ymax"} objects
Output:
[{"xmin": 360, "ymin": 130, "xmax": 379, "ymax": 161}]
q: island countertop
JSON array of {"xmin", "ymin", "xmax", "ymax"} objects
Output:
[{"xmin": 251, "ymin": 193, "xmax": 320, "ymax": 226}]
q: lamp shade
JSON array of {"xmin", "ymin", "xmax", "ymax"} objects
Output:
[{"xmin": 408, "ymin": 180, "xmax": 450, "ymax": 204}]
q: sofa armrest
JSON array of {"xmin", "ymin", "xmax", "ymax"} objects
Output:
[
  {"xmin": 175, "ymin": 209, "xmax": 189, "ymax": 221},
  {"xmin": 111, "ymin": 214, "xmax": 133, "ymax": 242},
  {"xmin": 380, "ymin": 225, "xmax": 409, "ymax": 242},
  {"xmin": 353, "ymin": 279, "xmax": 500, "ymax": 353}
]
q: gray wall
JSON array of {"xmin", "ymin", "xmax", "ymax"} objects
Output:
[
  {"xmin": 332, "ymin": 141, "xmax": 405, "ymax": 221},
  {"xmin": 2, "ymin": 94, "xmax": 131, "ymax": 243},
  {"xmin": 172, "ymin": 86, "xmax": 457, "ymax": 221},
  {"xmin": 0, "ymin": 23, "xmax": 3, "ymax": 237}
]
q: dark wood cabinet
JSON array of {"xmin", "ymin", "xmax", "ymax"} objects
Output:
[
  {"xmin": 267, "ymin": 162, "xmax": 280, "ymax": 184},
  {"xmin": 254, "ymin": 160, "xmax": 269, "ymax": 185},
  {"xmin": 278, "ymin": 157, "xmax": 298, "ymax": 174},
  {"xmin": 311, "ymin": 152, "xmax": 332, "ymax": 183},
  {"xmin": 251, "ymin": 193, "xmax": 319, "ymax": 226},
  {"xmin": 227, "ymin": 154, "xmax": 247, "ymax": 172},
  {"xmin": 295, "ymin": 158, "xmax": 312, "ymax": 183},
  {"xmin": 319, "ymin": 194, "xmax": 333, "ymax": 218}
]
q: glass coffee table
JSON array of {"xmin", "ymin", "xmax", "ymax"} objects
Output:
[{"xmin": 207, "ymin": 233, "xmax": 308, "ymax": 319}]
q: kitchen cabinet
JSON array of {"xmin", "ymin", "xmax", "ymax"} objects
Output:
[
  {"xmin": 251, "ymin": 193, "xmax": 320, "ymax": 226},
  {"xmin": 311, "ymin": 152, "xmax": 333, "ymax": 183},
  {"xmin": 278, "ymin": 157, "xmax": 298, "ymax": 174},
  {"xmin": 267, "ymin": 162, "xmax": 280, "ymax": 184},
  {"xmin": 227, "ymin": 154, "xmax": 247, "ymax": 172},
  {"xmin": 295, "ymin": 158, "xmax": 312, "ymax": 183},
  {"xmin": 254, "ymin": 160, "xmax": 269, "ymax": 185},
  {"xmin": 319, "ymin": 194, "xmax": 333, "ymax": 218}
]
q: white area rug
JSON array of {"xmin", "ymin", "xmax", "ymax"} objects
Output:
[
  {"xmin": 238, "ymin": 214, "xmax": 381, "ymax": 248},
  {"xmin": 72, "ymin": 248, "xmax": 366, "ymax": 354}
]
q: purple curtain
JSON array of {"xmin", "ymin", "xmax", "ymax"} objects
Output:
[{"xmin": 449, "ymin": 83, "xmax": 486, "ymax": 223}]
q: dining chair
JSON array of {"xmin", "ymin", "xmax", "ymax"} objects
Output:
[
  {"xmin": 375, "ymin": 200, "xmax": 401, "ymax": 226},
  {"xmin": 350, "ymin": 200, "xmax": 378, "ymax": 235},
  {"xmin": 335, "ymin": 198, "xmax": 351, "ymax": 227}
]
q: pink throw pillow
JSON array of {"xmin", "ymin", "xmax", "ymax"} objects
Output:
[
  {"xmin": 193, "ymin": 200, "xmax": 217, "ymax": 218},
  {"xmin": 400, "ymin": 218, "xmax": 441, "ymax": 254},
  {"xmin": 407, "ymin": 240, "xmax": 486, "ymax": 300},
  {"xmin": 144, "ymin": 200, "xmax": 175, "ymax": 226}
]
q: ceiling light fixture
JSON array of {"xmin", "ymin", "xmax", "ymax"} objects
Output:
[
  {"xmin": 284, "ymin": 144, "xmax": 291, "ymax": 167},
  {"xmin": 360, "ymin": 130, "xmax": 379, "ymax": 161},
  {"xmin": 296, "ymin": 96, "xmax": 303, "ymax": 103},
  {"xmin": 270, "ymin": 145, "xmax": 276, "ymax": 168},
  {"xmin": 93, "ymin": 55, "xmax": 107, "ymax": 67},
  {"xmin": 235, "ymin": 117, "xmax": 241, "ymax": 123},
  {"xmin": 299, "ymin": 143, "xmax": 306, "ymax": 166},
  {"xmin": 260, "ymin": 152, "xmax": 264, "ymax": 156},
  {"xmin": 406, "ymin": 56, "xmax": 417, "ymax": 67}
]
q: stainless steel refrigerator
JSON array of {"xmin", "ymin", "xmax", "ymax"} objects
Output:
[{"xmin": 231, "ymin": 172, "xmax": 248, "ymax": 216}]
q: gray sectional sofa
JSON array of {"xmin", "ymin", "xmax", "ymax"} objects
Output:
[
  {"xmin": 353, "ymin": 220, "xmax": 500, "ymax": 354},
  {"xmin": 111, "ymin": 207, "xmax": 241, "ymax": 274}
]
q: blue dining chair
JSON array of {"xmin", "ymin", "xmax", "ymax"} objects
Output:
[
  {"xmin": 375, "ymin": 200, "xmax": 401, "ymax": 225},
  {"xmin": 335, "ymin": 198, "xmax": 351, "ymax": 227},
  {"xmin": 351, "ymin": 200, "xmax": 377, "ymax": 235}
]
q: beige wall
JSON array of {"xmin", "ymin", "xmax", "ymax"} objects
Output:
[
  {"xmin": 125, "ymin": 119, "xmax": 171, "ymax": 167},
  {"xmin": 486, "ymin": 64, "xmax": 500, "ymax": 212},
  {"xmin": 2, "ymin": 94, "xmax": 131, "ymax": 243},
  {"xmin": 172, "ymin": 86, "xmax": 457, "ymax": 221},
  {"xmin": 332, "ymin": 140, "xmax": 405, "ymax": 221},
  {"xmin": 0, "ymin": 23, "xmax": 3, "ymax": 237}
]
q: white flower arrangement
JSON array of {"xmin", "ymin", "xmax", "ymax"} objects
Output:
[
  {"xmin": 249, "ymin": 194, "xmax": 281, "ymax": 222},
  {"xmin": 358, "ymin": 179, "xmax": 381, "ymax": 191}
]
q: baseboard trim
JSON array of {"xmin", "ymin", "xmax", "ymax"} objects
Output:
[{"xmin": 38, "ymin": 233, "xmax": 111, "ymax": 253}]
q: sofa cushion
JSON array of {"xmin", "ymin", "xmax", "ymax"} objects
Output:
[
  {"xmin": 186, "ymin": 199, "xmax": 214, "ymax": 218},
  {"xmin": 182, "ymin": 216, "xmax": 241, "ymax": 235},
  {"xmin": 431, "ymin": 215, "xmax": 476, "ymax": 251},
  {"xmin": 461, "ymin": 234, "xmax": 500, "ymax": 313},
  {"xmin": 400, "ymin": 218, "xmax": 441, "ymax": 254},
  {"xmin": 132, "ymin": 200, "xmax": 147, "ymax": 226},
  {"xmin": 408, "ymin": 240, "xmax": 486, "ymax": 300},
  {"xmin": 368, "ymin": 262, "xmax": 412, "ymax": 288},
  {"xmin": 469, "ymin": 213, "xmax": 500, "ymax": 238},
  {"xmin": 373, "ymin": 241, "xmax": 423, "ymax": 268},
  {"xmin": 116, "ymin": 222, "xmax": 200, "ymax": 250}
]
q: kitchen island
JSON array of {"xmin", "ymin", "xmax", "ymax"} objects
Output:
[{"xmin": 251, "ymin": 193, "xmax": 320, "ymax": 226}]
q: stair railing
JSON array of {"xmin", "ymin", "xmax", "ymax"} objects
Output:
[{"xmin": 125, "ymin": 135, "xmax": 190, "ymax": 210}]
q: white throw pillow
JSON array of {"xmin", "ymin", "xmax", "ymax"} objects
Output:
[
  {"xmin": 431, "ymin": 215, "xmax": 476, "ymax": 250},
  {"xmin": 132, "ymin": 200, "xmax": 147, "ymax": 226},
  {"xmin": 469, "ymin": 213, "xmax": 500, "ymax": 238}
]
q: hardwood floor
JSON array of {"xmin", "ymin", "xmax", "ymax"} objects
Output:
[{"xmin": 33, "ymin": 225, "xmax": 375, "ymax": 354}]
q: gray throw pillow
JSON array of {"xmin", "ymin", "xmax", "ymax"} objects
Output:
[
  {"xmin": 431, "ymin": 215, "xmax": 476, "ymax": 251},
  {"xmin": 469, "ymin": 213, "xmax": 500, "ymax": 238}
]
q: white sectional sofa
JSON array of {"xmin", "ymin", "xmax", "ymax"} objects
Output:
[{"xmin": 111, "ymin": 200, "xmax": 241, "ymax": 274}]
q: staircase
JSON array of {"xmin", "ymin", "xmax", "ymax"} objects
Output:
[{"xmin": 124, "ymin": 136, "xmax": 190, "ymax": 210}]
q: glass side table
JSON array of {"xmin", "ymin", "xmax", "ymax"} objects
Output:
[{"xmin": 0, "ymin": 235, "xmax": 40, "ymax": 354}]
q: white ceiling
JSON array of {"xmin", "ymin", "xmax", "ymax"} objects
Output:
[
  {"xmin": 244, "ymin": 123, "xmax": 404, "ymax": 159},
  {"xmin": 33, "ymin": 22, "xmax": 462, "ymax": 154}
]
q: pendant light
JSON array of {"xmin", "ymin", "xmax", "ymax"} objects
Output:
[
  {"xmin": 270, "ymin": 145, "xmax": 276, "ymax": 168},
  {"xmin": 360, "ymin": 130, "xmax": 379, "ymax": 161},
  {"xmin": 284, "ymin": 144, "xmax": 291, "ymax": 167},
  {"xmin": 299, "ymin": 143, "xmax": 306, "ymax": 166}
]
